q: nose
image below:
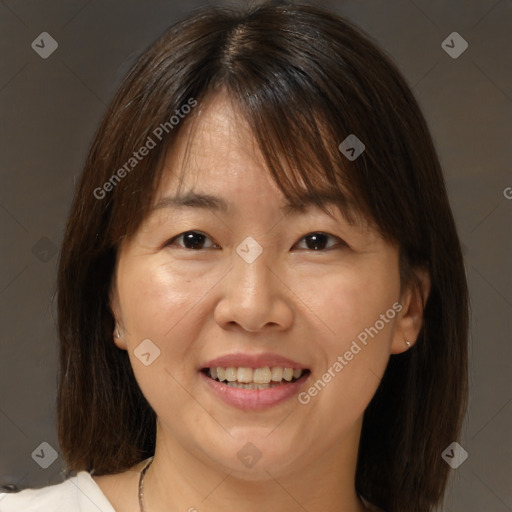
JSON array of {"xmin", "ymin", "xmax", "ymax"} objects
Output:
[{"xmin": 214, "ymin": 245, "xmax": 294, "ymax": 333}]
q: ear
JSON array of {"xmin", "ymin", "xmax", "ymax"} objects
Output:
[
  {"xmin": 391, "ymin": 267, "xmax": 431, "ymax": 354},
  {"xmin": 109, "ymin": 274, "xmax": 127, "ymax": 350}
]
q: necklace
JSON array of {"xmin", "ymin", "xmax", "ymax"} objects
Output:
[
  {"xmin": 138, "ymin": 456, "xmax": 373, "ymax": 512},
  {"xmin": 138, "ymin": 456, "xmax": 154, "ymax": 512}
]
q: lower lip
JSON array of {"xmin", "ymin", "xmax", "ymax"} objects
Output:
[{"xmin": 199, "ymin": 371, "xmax": 310, "ymax": 410}]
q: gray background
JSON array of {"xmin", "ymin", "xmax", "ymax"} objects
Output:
[{"xmin": 0, "ymin": 0, "xmax": 511, "ymax": 511}]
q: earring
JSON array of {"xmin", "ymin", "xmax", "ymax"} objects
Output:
[
  {"xmin": 115, "ymin": 326, "xmax": 121, "ymax": 339},
  {"xmin": 405, "ymin": 339, "xmax": 411, "ymax": 347}
]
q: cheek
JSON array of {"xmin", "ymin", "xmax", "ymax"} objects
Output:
[
  {"xmin": 116, "ymin": 259, "xmax": 213, "ymax": 411},
  {"xmin": 119, "ymin": 259, "xmax": 219, "ymax": 338},
  {"xmin": 293, "ymin": 260, "xmax": 400, "ymax": 415},
  {"xmin": 116, "ymin": 257, "xmax": 231, "ymax": 396},
  {"xmin": 295, "ymin": 260, "xmax": 400, "ymax": 351}
]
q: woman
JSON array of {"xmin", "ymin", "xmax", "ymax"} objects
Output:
[{"xmin": 1, "ymin": 2, "xmax": 468, "ymax": 511}]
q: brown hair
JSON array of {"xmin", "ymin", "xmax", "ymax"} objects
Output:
[{"xmin": 57, "ymin": 3, "xmax": 468, "ymax": 511}]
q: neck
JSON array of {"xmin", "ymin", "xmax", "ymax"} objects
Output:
[{"xmin": 143, "ymin": 419, "xmax": 368, "ymax": 512}]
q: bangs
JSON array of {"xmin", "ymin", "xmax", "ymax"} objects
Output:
[
  {"xmin": 134, "ymin": 86, "xmax": 379, "ymax": 242},
  {"xmin": 226, "ymin": 87, "xmax": 375, "ymax": 230}
]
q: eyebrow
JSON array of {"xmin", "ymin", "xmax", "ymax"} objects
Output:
[{"xmin": 151, "ymin": 190, "xmax": 347, "ymax": 216}]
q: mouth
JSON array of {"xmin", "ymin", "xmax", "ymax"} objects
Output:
[
  {"xmin": 200, "ymin": 366, "xmax": 311, "ymax": 390},
  {"xmin": 198, "ymin": 353, "xmax": 312, "ymax": 409}
]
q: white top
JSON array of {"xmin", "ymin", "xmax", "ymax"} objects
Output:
[
  {"xmin": 0, "ymin": 472, "xmax": 115, "ymax": 512},
  {"xmin": 0, "ymin": 472, "xmax": 383, "ymax": 512}
]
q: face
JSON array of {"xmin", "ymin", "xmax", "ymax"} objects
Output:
[{"xmin": 111, "ymin": 93, "xmax": 417, "ymax": 480}]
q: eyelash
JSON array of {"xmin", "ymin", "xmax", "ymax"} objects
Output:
[{"xmin": 165, "ymin": 230, "xmax": 348, "ymax": 252}]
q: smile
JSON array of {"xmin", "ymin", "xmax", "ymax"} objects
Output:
[{"xmin": 199, "ymin": 366, "xmax": 311, "ymax": 410}]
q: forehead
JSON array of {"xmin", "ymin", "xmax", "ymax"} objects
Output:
[
  {"xmin": 161, "ymin": 93, "xmax": 270, "ymax": 187},
  {"xmin": 152, "ymin": 94, "xmax": 288, "ymax": 219}
]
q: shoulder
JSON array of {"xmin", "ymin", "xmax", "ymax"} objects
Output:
[{"xmin": 0, "ymin": 471, "xmax": 116, "ymax": 512}]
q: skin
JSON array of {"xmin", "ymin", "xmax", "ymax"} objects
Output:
[{"xmin": 93, "ymin": 92, "xmax": 430, "ymax": 512}]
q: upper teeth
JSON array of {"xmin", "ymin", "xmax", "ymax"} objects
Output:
[{"xmin": 209, "ymin": 367, "xmax": 303, "ymax": 384}]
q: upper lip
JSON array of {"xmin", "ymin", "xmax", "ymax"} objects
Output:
[{"xmin": 201, "ymin": 353, "xmax": 308, "ymax": 370}]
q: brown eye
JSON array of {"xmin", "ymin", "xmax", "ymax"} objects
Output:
[
  {"xmin": 294, "ymin": 232, "xmax": 346, "ymax": 251},
  {"xmin": 167, "ymin": 231, "xmax": 219, "ymax": 250}
]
